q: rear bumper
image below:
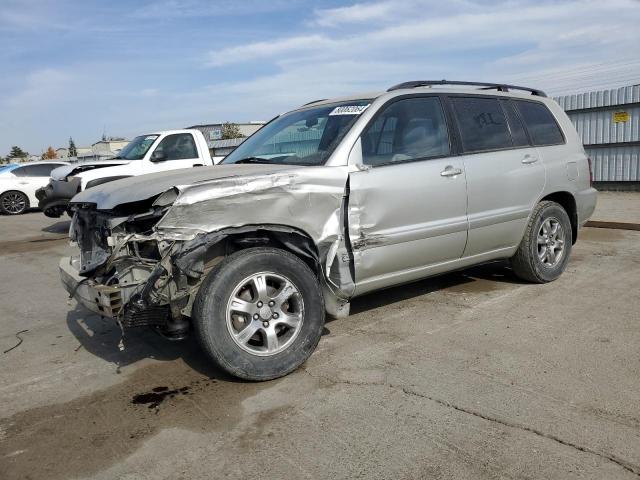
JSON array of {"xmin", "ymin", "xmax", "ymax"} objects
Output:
[
  {"xmin": 59, "ymin": 256, "xmax": 123, "ymax": 318},
  {"xmin": 576, "ymin": 187, "xmax": 598, "ymax": 226},
  {"xmin": 36, "ymin": 178, "xmax": 81, "ymax": 217}
]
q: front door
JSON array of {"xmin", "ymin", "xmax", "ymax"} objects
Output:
[
  {"xmin": 146, "ymin": 132, "xmax": 202, "ymax": 173},
  {"xmin": 347, "ymin": 96, "xmax": 468, "ymax": 295}
]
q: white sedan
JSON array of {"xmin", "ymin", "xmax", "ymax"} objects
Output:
[{"xmin": 0, "ymin": 161, "xmax": 68, "ymax": 215}]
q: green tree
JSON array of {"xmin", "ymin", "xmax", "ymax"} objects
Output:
[
  {"xmin": 68, "ymin": 137, "xmax": 77, "ymax": 157},
  {"xmin": 7, "ymin": 146, "xmax": 28, "ymax": 159},
  {"xmin": 0, "ymin": 155, "xmax": 6, "ymax": 164},
  {"xmin": 221, "ymin": 122, "xmax": 244, "ymax": 140}
]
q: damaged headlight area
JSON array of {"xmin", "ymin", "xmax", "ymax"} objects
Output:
[{"xmin": 63, "ymin": 194, "xmax": 195, "ymax": 338}]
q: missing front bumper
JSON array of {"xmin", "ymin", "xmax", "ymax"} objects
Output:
[
  {"xmin": 59, "ymin": 256, "xmax": 124, "ymax": 318},
  {"xmin": 60, "ymin": 256, "xmax": 171, "ymax": 328}
]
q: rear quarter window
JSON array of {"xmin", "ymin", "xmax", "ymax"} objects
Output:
[
  {"xmin": 500, "ymin": 100, "xmax": 529, "ymax": 147},
  {"xmin": 514, "ymin": 100, "xmax": 564, "ymax": 146},
  {"xmin": 451, "ymin": 97, "xmax": 512, "ymax": 152}
]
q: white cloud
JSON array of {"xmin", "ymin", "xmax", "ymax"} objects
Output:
[
  {"xmin": 207, "ymin": 35, "xmax": 336, "ymax": 66},
  {"xmin": 208, "ymin": 0, "xmax": 640, "ymax": 96},
  {"xmin": 313, "ymin": 2, "xmax": 397, "ymax": 26}
]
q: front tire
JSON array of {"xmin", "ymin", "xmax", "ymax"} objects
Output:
[
  {"xmin": 193, "ymin": 247, "xmax": 325, "ymax": 381},
  {"xmin": 511, "ymin": 200, "xmax": 572, "ymax": 283},
  {"xmin": 0, "ymin": 191, "xmax": 29, "ymax": 215}
]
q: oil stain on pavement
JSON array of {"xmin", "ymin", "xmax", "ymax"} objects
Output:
[{"xmin": 0, "ymin": 360, "xmax": 266, "ymax": 480}]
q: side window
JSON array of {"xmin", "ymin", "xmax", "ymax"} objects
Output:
[
  {"xmin": 451, "ymin": 97, "xmax": 512, "ymax": 152},
  {"xmin": 361, "ymin": 97, "xmax": 450, "ymax": 166},
  {"xmin": 12, "ymin": 164, "xmax": 54, "ymax": 177},
  {"xmin": 11, "ymin": 166, "xmax": 27, "ymax": 177},
  {"xmin": 32, "ymin": 164, "xmax": 58, "ymax": 176},
  {"xmin": 514, "ymin": 100, "xmax": 564, "ymax": 146},
  {"xmin": 154, "ymin": 133, "xmax": 198, "ymax": 160},
  {"xmin": 500, "ymin": 100, "xmax": 529, "ymax": 147}
]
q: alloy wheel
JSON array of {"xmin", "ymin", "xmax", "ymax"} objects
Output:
[
  {"xmin": 2, "ymin": 192, "xmax": 26, "ymax": 214},
  {"xmin": 537, "ymin": 217, "xmax": 565, "ymax": 267},
  {"xmin": 225, "ymin": 272, "xmax": 304, "ymax": 356}
]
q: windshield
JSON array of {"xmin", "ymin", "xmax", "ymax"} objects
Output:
[
  {"xmin": 116, "ymin": 134, "xmax": 159, "ymax": 160},
  {"xmin": 223, "ymin": 99, "xmax": 372, "ymax": 166}
]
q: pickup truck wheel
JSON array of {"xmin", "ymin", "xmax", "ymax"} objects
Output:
[
  {"xmin": 0, "ymin": 191, "xmax": 29, "ymax": 215},
  {"xmin": 511, "ymin": 200, "xmax": 572, "ymax": 283},
  {"xmin": 193, "ymin": 247, "xmax": 325, "ymax": 381}
]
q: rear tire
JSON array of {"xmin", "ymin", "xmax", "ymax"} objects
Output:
[
  {"xmin": 193, "ymin": 247, "xmax": 325, "ymax": 381},
  {"xmin": 0, "ymin": 191, "xmax": 29, "ymax": 215},
  {"xmin": 511, "ymin": 201, "xmax": 572, "ymax": 283}
]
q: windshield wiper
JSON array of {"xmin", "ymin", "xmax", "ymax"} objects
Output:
[{"xmin": 233, "ymin": 157, "xmax": 273, "ymax": 164}]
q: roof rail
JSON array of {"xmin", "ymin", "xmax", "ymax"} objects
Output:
[
  {"xmin": 302, "ymin": 98, "xmax": 328, "ymax": 106},
  {"xmin": 387, "ymin": 80, "xmax": 546, "ymax": 97}
]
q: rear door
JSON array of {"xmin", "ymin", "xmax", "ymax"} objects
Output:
[
  {"xmin": 12, "ymin": 163, "xmax": 65, "ymax": 205},
  {"xmin": 348, "ymin": 95, "xmax": 468, "ymax": 295},
  {"xmin": 448, "ymin": 95, "xmax": 546, "ymax": 257}
]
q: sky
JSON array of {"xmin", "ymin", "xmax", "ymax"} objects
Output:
[{"xmin": 1, "ymin": 0, "xmax": 639, "ymax": 155}]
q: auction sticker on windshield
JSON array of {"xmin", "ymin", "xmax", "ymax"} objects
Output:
[{"xmin": 329, "ymin": 104, "xmax": 370, "ymax": 116}]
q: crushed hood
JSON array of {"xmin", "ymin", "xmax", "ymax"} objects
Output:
[
  {"xmin": 51, "ymin": 160, "xmax": 131, "ymax": 181},
  {"xmin": 70, "ymin": 164, "xmax": 301, "ymax": 210}
]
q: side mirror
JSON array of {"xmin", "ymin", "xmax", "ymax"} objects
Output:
[{"xmin": 150, "ymin": 150, "xmax": 167, "ymax": 162}]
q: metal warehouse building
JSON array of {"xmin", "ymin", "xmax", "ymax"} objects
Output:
[{"xmin": 555, "ymin": 85, "xmax": 640, "ymax": 185}]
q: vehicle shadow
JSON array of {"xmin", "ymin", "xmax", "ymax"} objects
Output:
[
  {"xmin": 66, "ymin": 305, "xmax": 237, "ymax": 381},
  {"xmin": 42, "ymin": 220, "xmax": 71, "ymax": 234},
  {"xmin": 349, "ymin": 261, "xmax": 526, "ymax": 316},
  {"xmin": 66, "ymin": 261, "xmax": 526, "ymax": 379}
]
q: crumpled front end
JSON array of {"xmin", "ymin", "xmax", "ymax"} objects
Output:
[
  {"xmin": 61, "ymin": 201, "xmax": 181, "ymax": 333},
  {"xmin": 60, "ymin": 166, "xmax": 355, "ymax": 339}
]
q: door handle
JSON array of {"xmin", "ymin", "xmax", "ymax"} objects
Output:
[
  {"xmin": 522, "ymin": 154, "xmax": 538, "ymax": 164},
  {"xmin": 440, "ymin": 166, "xmax": 463, "ymax": 177}
]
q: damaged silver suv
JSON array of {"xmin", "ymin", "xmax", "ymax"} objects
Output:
[{"xmin": 61, "ymin": 80, "xmax": 597, "ymax": 380}]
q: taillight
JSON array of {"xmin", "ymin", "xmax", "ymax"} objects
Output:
[{"xmin": 587, "ymin": 157, "xmax": 593, "ymax": 186}]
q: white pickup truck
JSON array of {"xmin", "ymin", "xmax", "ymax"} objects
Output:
[{"xmin": 37, "ymin": 129, "xmax": 220, "ymax": 217}]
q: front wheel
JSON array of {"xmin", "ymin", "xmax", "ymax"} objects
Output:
[
  {"xmin": 193, "ymin": 247, "xmax": 325, "ymax": 381},
  {"xmin": 511, "ymin": 200, "xmax": 572, "ymax": 283},
  {"xmin": 0, "ymin": 191, "xmax": 29, "ymax": 215}
]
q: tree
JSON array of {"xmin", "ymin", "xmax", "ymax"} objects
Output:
[
  {"xmin": 68, "ymin": 137, "xmax": 77, "ymax": 157},
  {"xmin": 0, "ymin": 155, "xmax": 6, "ymax": 164},
  {"xmin": 44, "ymin": 146, "xmax": 57, "ymax": 159},
  {"xmin": 221, "ymin": 122, "xmax": 244, "ymax": 140},
  {"xmin": 7, "ymin": 146, "xmax": 28, "ymax": 159}
]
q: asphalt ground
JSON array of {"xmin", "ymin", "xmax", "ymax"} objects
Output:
[{"xmin": 1, "ymin": 208, "xmax": 639, "ymax": 480}]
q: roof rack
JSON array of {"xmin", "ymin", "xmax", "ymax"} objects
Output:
[
  {"xmin": 302, "ymin": 98, "xmax": 328, "ymax": 106},
  {"xmin": 387, "ymin": 80, "xmax": 546, "ymax": 97}
]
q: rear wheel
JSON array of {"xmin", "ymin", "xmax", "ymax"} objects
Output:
[
  {"xmin": 511, "ymin": 200, "xmax": 572, "ymax": 283},
  {"xmin": 0, "ymin": 191, "xmax": 29, "ymax": 215},
  {"xmin": 193, "ymin": 247, "xmax": 325, "ymax": 380}
]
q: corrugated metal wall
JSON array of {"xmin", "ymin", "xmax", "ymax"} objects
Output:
[
  {"xmin": 569, "ymin": 106, "xmax": 639, "ymax": 145},
  {"xmin": 555, "ymin": 85, "xmax": 640, "ymax": 182}
]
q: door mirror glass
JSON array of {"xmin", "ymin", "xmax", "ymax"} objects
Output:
[{"xmin": 150, "ymin": 150, "xmax": 167, "ymax": 162}]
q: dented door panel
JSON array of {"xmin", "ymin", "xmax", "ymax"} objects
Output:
[{"xmin": 347, "ymin": 159, "xmax": 468, "ymax": 295}]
